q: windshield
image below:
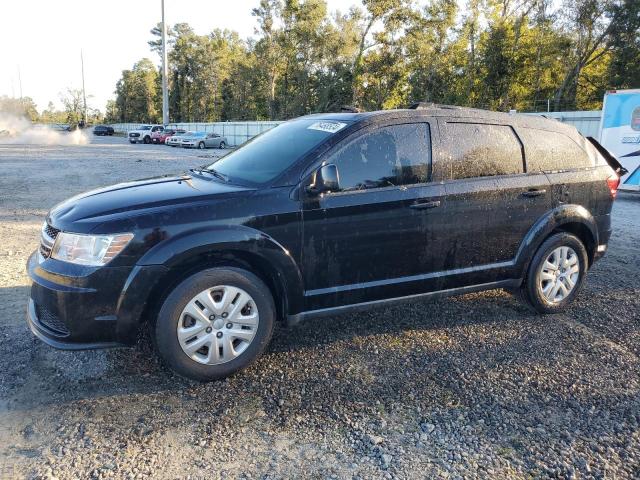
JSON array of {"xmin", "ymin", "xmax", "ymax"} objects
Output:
[
  {"xmin": 208, "ymin": 118, "xmax": 350, "ymax": 185},
  {"xmin": 140, "ymin": 126, "xmax": 152, "ymax": 130}
]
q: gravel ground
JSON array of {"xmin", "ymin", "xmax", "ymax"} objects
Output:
[{"xmin": 0, "ymin": 135, "xmax": 638, "ymax": 480}]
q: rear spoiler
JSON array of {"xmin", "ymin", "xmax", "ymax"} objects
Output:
[{"xmin": 586, "ymin": 136, "xmax": 628, "ymax": 176}]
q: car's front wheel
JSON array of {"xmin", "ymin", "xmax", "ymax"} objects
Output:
[
  {"xmin": 198, "ymin": 141, "xmax": 206, "ymax": 149},
  {"xmin": 143, "ymin": 136, "xmax": 151, "ymax": 144},
  {"xmin": 219, "ymin": 141, "xmax": 226, "ymax": 149},
  {"xmin": 518, "ymin": 232, "xmax": 588, "ymax": 314},
  {"xmin": 155, "ymin": 267, "xmax": 275, "ymax": 381}
]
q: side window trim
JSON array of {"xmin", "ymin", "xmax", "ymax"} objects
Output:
[
  {"xmin": 304, "ymin": 119, "xmax": 434, "ymax": 195},
  {"xmin": 435, "ymin": 120, "xmax": 525, "ymax": 181},
  {"xmin": 516, "ymin": 126, "xmax": 590, "ymax": 173}
]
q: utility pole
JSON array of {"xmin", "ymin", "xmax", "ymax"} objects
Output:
[
  {"xmin": 17, "ymin": 65, "xmax": 22, "ymax": 99},
  {"xmin": 161, "ymin": 0, "xmax": 169, "ymax": 125},
  {"xmin": 81, "ymin": 49, "xmax": 88, "ymax": 125}
]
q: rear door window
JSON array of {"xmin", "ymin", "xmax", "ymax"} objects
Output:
[
  {"xmin": 326, "ymin": 123, "xmax": 431, "ymax": 191},
  {"xmin": 435, "ymin": 122, "xmax": 524, "ymax": 181},
  {"xmin": 516, "ymin": 127, "xmax": 588, "ymax": 172}
]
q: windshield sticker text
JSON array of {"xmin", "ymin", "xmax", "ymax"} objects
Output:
[{"xmin": 307, "ymin": 122, "xmax": 347, "ymax": 134}]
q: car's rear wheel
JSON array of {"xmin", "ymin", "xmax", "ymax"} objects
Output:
[
  {"xmin": 518, "ymin": 232, "xmax": 588, "ymax": 314},
  {"xmin": 198, "ymin": 141, "xmax": 206, "ymax": 149},
  {"xmin": 155, "ymin": 267, "xmax": 275, "ymax": 381},
  {"xmin": 219, "ymin": 141, "xmax": 226, "ymax": 149}
]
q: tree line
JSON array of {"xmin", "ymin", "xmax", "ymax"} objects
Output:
[
  {"xmin": 30, "ymin": 0, "xmax": 640, "ymax": 125},
  {"xmin": 1, "ymin": 90, "xmax": 102, "ymax": 126}
]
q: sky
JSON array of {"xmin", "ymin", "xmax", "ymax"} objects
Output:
[{"xmin": 0, "ymin": 0, "xmax": 360, "ymax": 113}]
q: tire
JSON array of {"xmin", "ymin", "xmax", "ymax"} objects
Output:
[
  {"xmin": 198, "ymin": 141, "xmax": 206, "ymax": 150},
  {"xmin": 518, "ymin": 232, "xmax": 588, "ymax": 314},
  {"xmin": 155, "ymin": 267, "xmax": 275, "ymax": 382},
  {"xmin": 219, "ymin": 141, "xmax": 226, "ymax": 149},
  {"xmin": 143, "ymin": 135, "xmax": 151, "ymax": 144}
]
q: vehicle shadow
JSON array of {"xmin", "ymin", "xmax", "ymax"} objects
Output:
[
  {"xmin": 4, "ymin": 286, "xmax": 561, "ymax": 413},
  {"xmin": 0, "ymin": 285, "xmax": 527, "ymax": 409},
  {"xmin": 2, "ymin": 257, "xmax": 636, "ymax": 412},
  {"xmin": 269, "ymin": 288, "xmax": 528, "ymax": 353}
]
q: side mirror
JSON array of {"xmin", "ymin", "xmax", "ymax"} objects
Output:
[{"xmin": 306, "ymin": 164, "xmax": 340, "ymax": 196}]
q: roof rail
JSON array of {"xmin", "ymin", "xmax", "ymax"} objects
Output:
[
  {"xmin": 409, "ymin": 102, "xmax": 436, "ymax": 110},
  {"xmin": 409, "ymin": 102, "xmax": 462, "ymax": 110},
  {"xmin": 340, "ymin": 105, "xmax": 362, "ymax": 113}
]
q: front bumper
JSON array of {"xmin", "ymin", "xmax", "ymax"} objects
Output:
[
  {"xmin": 181, "ymin": 142, "xmax": 197, "ymax": 148},
  {"xmin": 26, "ymin": 252, "xmax": 167, "ymax": 350},
  {"xmin": 26, "ymin": 298, "xmax": 124, "ymax": 349}
]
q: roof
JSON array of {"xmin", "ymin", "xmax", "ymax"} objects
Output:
[{"xmin": 303, "ymin": 104, "xmax": 579, "ymax": 138}]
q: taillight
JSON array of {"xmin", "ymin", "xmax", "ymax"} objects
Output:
[{"xmin": 607, "ymin": 175, "xmax": 620, "ymax": 199}]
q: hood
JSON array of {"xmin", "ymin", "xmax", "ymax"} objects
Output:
[{"xmin": 48, "ymin": 174, "xmax": 253, "ymax": 233}]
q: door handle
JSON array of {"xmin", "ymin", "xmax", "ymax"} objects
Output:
[
  {"xmin": 410, "ymin": 200, "xmax": 441, "ymax": 210},
  {"xmin": 521, "ymin": 189, "xmax": 547, "ymax": 198}
]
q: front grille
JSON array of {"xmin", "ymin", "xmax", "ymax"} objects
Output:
[
  {"xmin": 40, "ymin": 223, "xmax": 59, "ymax": 259},
  {"xmin": 35, "ymin": 304, "xmax": 70, "ymax": 336},
  {"xmin": 39, "ymin": 243, "xmax": 52, "ymax": 258},
  {"xmin": 129, "ymin": 132, "xmax": 140, "ymax": 137},
  {"xmin": 44, "ymin": 224, "xmax": 59, "ymax": 240}
]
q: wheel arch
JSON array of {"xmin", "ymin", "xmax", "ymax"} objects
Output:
[
  {"xmin": 515, "ymin": 204, "xmax": 598, "ymax": 276},
  {"xmin": 134, "ymin": 226, "xmax": 304, "ymax": 329}
]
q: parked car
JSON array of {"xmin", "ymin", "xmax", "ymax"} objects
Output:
[
  {"xmin": 26, "ymin": 105, "xmax": 624, "ymax": 382},
  {"xmin": 128, "ymin": 125, "xmax": 164, "ymax": 144},
  {"xmin": 93, "ymin": 125, "xmax": 114, "ymax": 136},
  {"xmin": 166, "ymin": 131, "xmax": 192, "ymax": 147},
  {"xmin": 152, "ymin": 129, "xmax": 185, "ymax": 144},
  {"xmin": 181, "ymin": 132, "xmax": 228, "ymax": 149}
]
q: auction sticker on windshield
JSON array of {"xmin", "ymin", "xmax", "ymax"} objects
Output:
[{"xmin": 307, "ymin": 121, "xmax": 347, "ymax": 134}]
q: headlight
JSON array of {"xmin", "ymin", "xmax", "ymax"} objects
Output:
[{"xmin": 51, "ymin": 232, "xmax": 134, "ymax": 266}]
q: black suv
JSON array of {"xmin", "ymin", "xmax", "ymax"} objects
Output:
[
  {"xmin": 26, "ymin": 105, "xmax": 623, "ymax": 381},
  {"xmin": 93, "ymin": 125, "xmax": 114, "ymax": 136}
]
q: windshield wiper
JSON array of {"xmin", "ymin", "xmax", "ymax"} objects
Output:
[
  {"xmin": 206, "ymin": 168, "xmax": 229, "ymax": 183},
  {"xmin": 190, "ymin": 167, "xmax": 229, "ymax": 183}
]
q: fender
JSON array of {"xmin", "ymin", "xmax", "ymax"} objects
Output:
[
  {"xmin": 514, "ymin": 204, "xmax": 598, "ymax": 275},
  {"xmin": 136, "ymin": 224, "xmax": 305, "ymax": 314}
]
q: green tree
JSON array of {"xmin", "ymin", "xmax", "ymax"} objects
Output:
[
  {"xmin": 111, "ymin": 0, "xmax": 639, "ymax": 119},
  {"xmin": 0, "ymin": 95, "xmax": 39, "ymax": 121},
  {"xmin": 114, "ymin": 58, "xmax": 160, "ymax": 122},
  {"xmin": 606, "ymin": 0, "xmax": 640, "ymax": 89}
]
